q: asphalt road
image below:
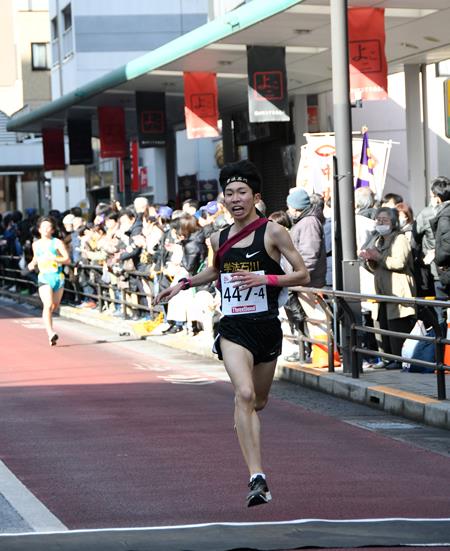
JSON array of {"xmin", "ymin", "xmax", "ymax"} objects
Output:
[{"xmin": 0, "ymin": 298, "xmax": 449, "ymax": 550}]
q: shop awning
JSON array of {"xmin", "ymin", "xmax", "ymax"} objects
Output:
[
  {"xmin": 7, "ymin": 0, "xmax": 304, "ymax": 134},
  {"xmin": 7, "ymin": 0, "xmax": 450, "ymax": 135}
]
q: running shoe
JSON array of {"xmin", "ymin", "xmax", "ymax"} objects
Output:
[
  {"xmin": 246, "ymin": 475, "xmax": 272, "ymax": 507},
  {"xmin": 49, "ymin": 333, "xmax": 59, "ymax": 346}
]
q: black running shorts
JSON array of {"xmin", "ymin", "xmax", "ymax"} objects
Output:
[{"xmin": 213, "ymin": 316, "xmax": 283, "ymax": 365}]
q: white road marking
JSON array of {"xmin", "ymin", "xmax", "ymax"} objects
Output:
[{"xmin": 0, "ymin": 460, "xmax": 67, "ymax": 532}]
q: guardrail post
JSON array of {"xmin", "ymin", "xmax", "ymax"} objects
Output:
[
  {"xmin": 97, "ymin": 283, "xmax": 103, "ymax": 314},
  {"xmin": 431, "ymin": 305, "xmax": 447, "ymax": 400},
  {"xmin": 121, "ymin": 289, "xmax": 128, "ymax": 320},
  {"xmin": 337, "ymin": 297, "xmax": 359, "ymax": 378}
]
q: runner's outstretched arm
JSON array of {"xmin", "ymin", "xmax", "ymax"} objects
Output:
[{"xmin": 153, "ymin": 264, "xmax": 219, "ymax": 305}]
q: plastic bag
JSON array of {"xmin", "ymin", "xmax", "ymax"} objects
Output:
[
  {"xmin": 401, "ymin": 320, "xmax": 426, "ymax": 369},
  {"xmin": 409, "ymin": 328, "xmax": 436, "ymax": 373},
  {"xmin": 18, "ymin": 254, "xmax": 26, "ymax": 271}
]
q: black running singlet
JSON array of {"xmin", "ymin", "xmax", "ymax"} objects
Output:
[{"xmin": 218, "ymin": 221, "xmax": 284, "ymax": 319}]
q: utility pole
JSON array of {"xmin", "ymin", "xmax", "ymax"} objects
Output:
[
  {"xmin": 55, "ymin": 0, "xmax": 70, "ymax": 211},
  {"xmin": 330, "ymin": 0, "xmax": 361, "ymax": 374}
]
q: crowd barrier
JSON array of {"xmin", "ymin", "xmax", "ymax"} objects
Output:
[{"xmin": 0, "ymin": 254, "xmax": 448, "ymax": 400}]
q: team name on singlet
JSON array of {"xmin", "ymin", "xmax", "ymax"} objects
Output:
[{"xmin": 222, "ymin": 260, "xmax": 260, "ymax": 272}]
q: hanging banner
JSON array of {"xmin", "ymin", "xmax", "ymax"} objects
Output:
[
  {"xmin": 348, "ymin": 8, "xmax": 388, "ymax": 102},
  {"xmin": 130, "ymin": 139, "xmax": 140, "ymax": 193},
  {"xmin": 140, "ymin": 166, "xmax": 148, "ymax": 189},
  {"xmin": 296, "ymin": 133, "xmax": 392, "ymax": 200},
  {"xmin": 135, "ymin": 91, "xmax": 166, "ymax": 148},
  {"xmin": 247, "ymin": 46, "xmax": 289, "ymax": 123},
  {"xmin": 42, "ymin": 128, "xmax": 65, "ymax": 171},
  {"xmin": 68, "ymin": 119, "xmax": 93, "ymax": 165},
  {"xmin": 119, "ymin": 158, "xmax": 124, "ymax": 193},
  {"xmin": 97, "ymin": 106, "xmax": 127, "ymax": 158},
  {"xmin": 184, "ymin": 72, "xmax": 219, "ymax": 139}
]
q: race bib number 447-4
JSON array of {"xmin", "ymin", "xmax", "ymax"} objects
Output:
[{"xmin": 220, "ymin": 270, "xmax": 268, "ymax": 315}]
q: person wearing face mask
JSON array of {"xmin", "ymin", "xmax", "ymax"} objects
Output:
[
  {"xmin": 395, "ymin": 203, "xmax": 414, "ymax": 243},
  {"xmin": 359, "ymin": 207, "xmax": 416, "ymax": 369}
]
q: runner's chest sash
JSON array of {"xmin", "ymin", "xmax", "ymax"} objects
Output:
[{"xmin": 218, "ymin": 221, "xmax": 283, "ymax": 319}]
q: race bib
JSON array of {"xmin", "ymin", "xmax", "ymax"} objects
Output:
[{"xmin": 220, "ymin": 270, "xmax": 268, "ymax": 315}]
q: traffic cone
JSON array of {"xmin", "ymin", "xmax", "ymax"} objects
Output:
[
  {"xmin": 311, "ymin": 334, "xmax": 341, "ymax": 368},
  {"xmin": 444, "ymin": 313, "xmax": 450, "ymax": 368}
]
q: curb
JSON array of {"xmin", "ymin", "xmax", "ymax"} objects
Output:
[
  {"xmin": 59, "ymin": 305, "xmax": 217, "ymax": 359},
  {"xmin": 276, "ymin": 363, "xmax": 450, "ymax": 430},
  {"xmin": 59, "ymin": 306, "xmax": 450, "ymax": 430}
]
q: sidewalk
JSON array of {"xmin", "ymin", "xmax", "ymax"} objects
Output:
[{"xmin": 59, "ymin": 304, "xmax": 450, "ymax": 431}]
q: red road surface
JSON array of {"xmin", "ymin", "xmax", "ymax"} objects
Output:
[{"xmin": 1, "ymin": 304, "xmax": 450, "ymax": 532}]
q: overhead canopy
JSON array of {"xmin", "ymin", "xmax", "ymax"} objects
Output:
[{"xmin": 8, "ymin": 0, "xmax": 450, "ymax": 135}]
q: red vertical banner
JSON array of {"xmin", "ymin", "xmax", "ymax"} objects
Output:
[
  {"xmin": 119, "ymin": 158, "xmax": 124, "ymax": 193},
  {"xmin": 98, "ymin": 106, "xmax": 127, "ymax": 158},
  {"xmin": 140, "ymin": 167, "xmax": 148, "ymax": 189},
  {"xmin": 184, "ymin": 72, "xmax": 219, "ymax": 139},
  {"xmin": 130, "ymin": 139, "xmax": 140, "ymax": 192},
  {"xmin": 42, "ymin": 128, "xmax": 65, "ymax": 170},
  {"xmin": 348, "ymin": 8, "xmax": 388, "ymax": 102}
]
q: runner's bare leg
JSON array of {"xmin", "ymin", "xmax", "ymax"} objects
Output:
[{"xmin": 221, "ymin": 337, "xmax": 273, "ymax": 475}]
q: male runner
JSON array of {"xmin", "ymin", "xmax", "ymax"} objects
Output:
[{"xmin": 155, "ymin": 160, "xmax": 310, "ymax": 506}]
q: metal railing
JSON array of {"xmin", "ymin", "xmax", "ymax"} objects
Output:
[
  {"xmin": 0, "ymin": 256, "xmax": 156, "ymax": 321},
  {"xmin": 295, "ymin": 286, "xmax": 449, "ymax": 400}
]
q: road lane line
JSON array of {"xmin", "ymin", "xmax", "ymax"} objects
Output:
[{"xmin": 0, "ymin": 460, "xmax": 67, "ymax": 532}]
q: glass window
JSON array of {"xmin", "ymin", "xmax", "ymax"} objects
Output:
[
  {"xmin": 31, "ymin": 43, "xmax": 50, "ymax": 70},
  {"xmin": 62, "ymin": 4, "xmax": 72, "ymax": 31},
  {"xmin": 51, "ymin": 17, "xmax": 58, "ymax": 40}
]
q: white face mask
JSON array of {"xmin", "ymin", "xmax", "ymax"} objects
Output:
[
  {"xmin": 399, "ymin": 217, "xmax": 408, "ymax": 229},
  {"xmin": 376, "ymin": 224, "xmax": 391, "ymax": 236}
]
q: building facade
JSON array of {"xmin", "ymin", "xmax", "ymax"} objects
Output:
[
  {"xmin": 0, "ymin": 0, "xmax": 52, "ymax": 213},
  {"xmin": 49, "ymin": 0, "xmax": 210, "ymax": 209}
]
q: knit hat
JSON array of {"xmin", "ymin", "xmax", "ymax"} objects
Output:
[
  {"xmin": 158, "ymin": 206, "xmax": 173, "ymax": 219},
  {"xmin": 205, "ymin": 200, "xmax": 219, "ymax": 214},
  {"xmin": 287, "ymin": 188, "xmax": 311, "ymax": 211}
]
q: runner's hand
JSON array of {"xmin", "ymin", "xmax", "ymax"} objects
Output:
[
  {"xmin": 153, "ymin": 283, "xmax": 183, "ymax": 305},
  {"xmin": 231, "ymin": 271, "xmax": 266, "ymax": 290}
]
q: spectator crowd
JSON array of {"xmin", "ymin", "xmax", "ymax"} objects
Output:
[{"xmin": 2, "ymin": 175, "xmax": 450, "ymax": 370}]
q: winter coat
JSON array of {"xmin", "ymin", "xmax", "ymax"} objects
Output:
[
  {"xmin": 181, "ymin": 229, "xmax": 207, "ymax": 276},
  {"xmin": 431, "ymin": 201, "xmax": 450, "ymax": 268},
  {"xmin": 289, "ymin": 206, "xmax": 327, "ymax": 288},
  {"xmin": 362, "ymin": 230, "xmax": 416, "ymax": 321}
]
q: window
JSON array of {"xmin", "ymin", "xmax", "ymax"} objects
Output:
[
  {"xmin": 31, "ymin": 43, "xmax": 50, "ymax": 70},
  {"xmin": 62, "ymin": 4, "xmax": 72, "ymax": 31},
  {"xmin": 51, "ymin": 17, "xmax": 58, "ymax": 40}
]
